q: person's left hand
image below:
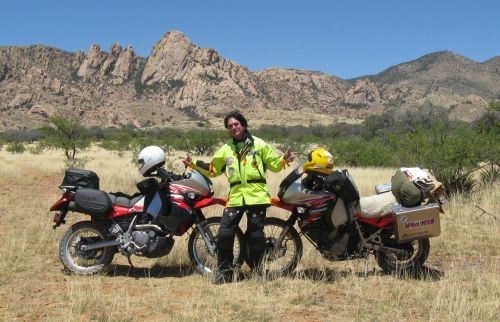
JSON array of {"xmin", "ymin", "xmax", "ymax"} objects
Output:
[
  {"xmin": 180, "ymin": 153, "xmax": 192, "ymax": 167},
  {"xmin": 284, "ymin": 149, "xmax": 299, "ymax": 163}
]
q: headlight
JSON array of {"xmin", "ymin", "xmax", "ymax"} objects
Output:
[{"xmin": 297, "ymin": 207, "xmax": 306, "ymax": 214}]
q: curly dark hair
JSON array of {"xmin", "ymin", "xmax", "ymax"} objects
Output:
[{"xmin": 224, "ymin": 111, "xmax": 248, "ymax": 129}]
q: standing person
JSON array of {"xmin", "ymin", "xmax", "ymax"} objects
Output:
[{"xmin": 181, "ymin": 111, "xmax": 298, "ymax": 284}]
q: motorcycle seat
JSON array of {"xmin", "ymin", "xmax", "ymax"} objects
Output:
[
  {"xmin": 359, "ymin": 192, "xmax": 397, "ymax": 218},
  {"xmin": 108, "ymin": 192, "xmax": 143, "ymax": 208}
]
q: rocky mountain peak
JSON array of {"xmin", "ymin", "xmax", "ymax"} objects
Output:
[{"xmin": 141, "ymin": 31, "xmax": 196, "ymax": 84}]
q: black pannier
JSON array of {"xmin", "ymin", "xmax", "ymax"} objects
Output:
[
  {"xmin": 325, "ymin": 169, "xmax": 360, "ymax": 203},
  {"xmin": 74, "ymin": 188, "xmax": 112, "ymax": 217},
  {"xmin": 61, "ymin": 168, "xmax": 100, "ymax": 189}
]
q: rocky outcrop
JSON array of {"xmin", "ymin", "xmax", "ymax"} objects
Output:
[
  {"xmin": 77, "ymin": 43, "xmax": 136, "ymax": 83},
  {"xmin": 344, "ymin": 79, "xmax": 381, "ymax": 106},
  {"xmin": 254, "ymin": 68, "xmax": 348, "ymax": 111},
  {"xmin": 77, "ymin": 44, "xmax": 107, "ymax": 79},
  {"xmin": 111, "ymin": 45, "xmax": 136, "ymax": 84}
]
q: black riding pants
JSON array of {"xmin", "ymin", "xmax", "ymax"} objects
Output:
[{"xmin": 217, "ymin": 204, "xmax": 268, "ymax": 271}]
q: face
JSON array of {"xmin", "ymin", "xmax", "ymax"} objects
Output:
[{"xmin": 226, "ymin": 117, "xmax": 245, "ymax": 140}]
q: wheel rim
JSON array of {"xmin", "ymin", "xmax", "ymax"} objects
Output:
[
  {"xmin": 65, "ymin": 228, "xmax": 108, "ymax": 271},
  {"xmin": 191, "ymin": 222, "xmax": 242, "ymax": 274},
  {"xmin": 385, "ymin": 240, "xmax": 423, "ymax": 269},
  {"xmin": 261, "ymin": 224, "xmax": 298, "ymax": 274}
]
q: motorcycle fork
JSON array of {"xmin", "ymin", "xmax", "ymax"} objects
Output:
[
  {"xmin": 268, "ymin": 210, "xmax": 300, "ymax": 257},
  {"xmin": 193, "ymin": 211, "xmax": 217, "ymax": 256}
]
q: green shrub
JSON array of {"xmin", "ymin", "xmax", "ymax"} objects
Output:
[
  {"xmin": 6, "ymin": 141, "xmax": 25, "ymax": 154},
  {"xmin": 328, "ymin": 136, "xmax": 396, "ymax": 167},
  {"xmin": 390, "ymin": 125, "xmax": 483, "ymax": 196}
]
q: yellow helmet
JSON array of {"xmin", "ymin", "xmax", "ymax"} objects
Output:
[{"xmin": 303, "ymin": 148, "xmax": 334, "ymax": 175}]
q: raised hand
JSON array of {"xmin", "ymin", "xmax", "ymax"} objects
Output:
[
  {"xmin": 284, "ymin": 149, "xmax": 300, "ymax": 163},
  {"xmin": 180, "ymin": 153, "xmax": 192, "ymax": 167}
]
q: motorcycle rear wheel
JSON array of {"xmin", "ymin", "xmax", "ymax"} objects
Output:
[
  {"xmin": 59, "ymin": 221, "xmax": 115, "ymax": 275},
  {"xmin": 188, "ymin": 216, "xmax": 245, "ymax": 275},
  {"xmin": 376, "ymin": 238, "xmax": 430, "ymax": 275},
  {"xmin": 245, "ymin": 217, "xmax": 303, "ymax": 278}
]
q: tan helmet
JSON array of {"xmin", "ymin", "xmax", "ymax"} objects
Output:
[{"xmin": 303, "ymin": 148, "xmax": 334, "ymax": 175}]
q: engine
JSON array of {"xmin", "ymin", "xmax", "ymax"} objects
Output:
[
  {"xmin": 321, "ymin": 230, "xmax": 350, "ymax": 261},
  {"xmin": 128, "ymin": 228, "xmax": 174, "ymax": 258},
  {"xmin": 110, "ymin": 218, "xmax": 175, "ymax": 258}
]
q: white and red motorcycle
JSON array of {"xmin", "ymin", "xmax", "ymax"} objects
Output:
[
  {"xmin": 248, "ymin": 166, "xmax": 444, "ymax": 277},
  {"xmin": 49, "ymin": 146, "xmax": 244, "ymax": 275}
]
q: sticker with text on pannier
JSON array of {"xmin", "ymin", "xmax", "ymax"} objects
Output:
[{"xmin": 393, "ymin": 202, "xmax": 441, "ymax": 243}]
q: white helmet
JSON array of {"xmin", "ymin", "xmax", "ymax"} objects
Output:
[{"xmin": 137, "ymin": 146, "xmax": 166, "ymax": 176}]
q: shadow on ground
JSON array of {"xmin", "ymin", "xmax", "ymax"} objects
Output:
[
  {"xmin": 290, "ymin": 265, "xmax": 444, "ymax": 282},
  {"xmin": 108, "ymin": 264, "xmax": 195, "ymax": 279}
]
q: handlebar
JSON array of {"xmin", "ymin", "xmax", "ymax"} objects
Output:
[{"xmin": 156, "ymin": 167, "xmax": 186, "ymax": 183}]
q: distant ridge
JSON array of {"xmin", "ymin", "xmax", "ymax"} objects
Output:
[{"xmin": 0, "ymin": 31, "xmax": 498, "ymax": 130}]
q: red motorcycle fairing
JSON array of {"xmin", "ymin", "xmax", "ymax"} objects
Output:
[
  {"xmin": 271, "ymin": 197, "xmax": 294, "ymax": 211},
  {"xmin": 354, "ymin": 213, "xmax": 394, "ymax": 229}
]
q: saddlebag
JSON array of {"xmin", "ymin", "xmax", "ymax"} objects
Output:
[
  {"xmin": 74, "ymin": 188, "xmax": 112, "ymax": 217},
  {"xmin": 61, "ymin": 168, "xmax": 100, "ymax": 189},
  {"xmin": 393, "ymin": 202, "xmax": 441, "ymax": 243}
]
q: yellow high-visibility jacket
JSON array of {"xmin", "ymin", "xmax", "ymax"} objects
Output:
[{"xmin": 190, "ymin": 134, "xmax": 286, "ymax": 207}]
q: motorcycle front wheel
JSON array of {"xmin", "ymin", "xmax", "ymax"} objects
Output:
[
  {"xmin": 188, "ymin": 216, "xmax": 245, "ymax": 275},
  {"xmin": 376, "ymin": 238, "xmax": 430, "ymax": 275},
  {"xmin": 245, "ymin": 217, "xmax": 303, "ymax": 278},
  {"xmin": 59, "ymin": 221, "xmax": 115, "ymax": 275}
]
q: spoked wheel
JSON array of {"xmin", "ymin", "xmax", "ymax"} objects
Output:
[
  {"xmin": 188, "ymin": 217, "xmax": 245, "ymax": 275},
  {"xmin": 376, "ymin": 238, "xmax": 430, "ymax": 275},
  {"xmin": 59, "ymin": 221, "xmax": 115, "ymax": 275},
  {"xmin": 245, "ymin": 217, "xmax": 303, "ymax": 278}
]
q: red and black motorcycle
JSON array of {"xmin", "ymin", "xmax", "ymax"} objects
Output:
[
  {"xmin": 50, "ymin": 157, "xmax": 244, "ymax": 276},
  {"xmin": 249, "ymin": 166, "xmax": 443, "ymax": 277}
]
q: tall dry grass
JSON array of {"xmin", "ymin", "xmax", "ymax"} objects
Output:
[{"xmin": 0, "ymin": 147, "xmax": 498, "ymax": 321}]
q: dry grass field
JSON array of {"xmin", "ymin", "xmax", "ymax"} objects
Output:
[{"xmin": 0, "ymin": 147, "xmax": 498, "ymax": 321}]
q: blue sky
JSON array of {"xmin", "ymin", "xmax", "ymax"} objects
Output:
[{"xmin": 1, "ymin": 0, "xmax": 499, "ymax": 79}]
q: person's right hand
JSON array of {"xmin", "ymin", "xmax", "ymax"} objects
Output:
[
  {"xmin": 284, "ymin": 149, "xmax": 299, "ymax": 163},
  {"xmin": 180, "ymin": 153, "xmax": 192, "ymax": 167}
]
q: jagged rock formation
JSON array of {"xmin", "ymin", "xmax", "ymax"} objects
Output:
[{"xmin": 0, "ymin": 31, "xmax": 498, "ymax": 130}]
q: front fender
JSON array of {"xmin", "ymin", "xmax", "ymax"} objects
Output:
[{"xmin": 193, "ymin": 197, "xmax": 226, "ymax": 209}]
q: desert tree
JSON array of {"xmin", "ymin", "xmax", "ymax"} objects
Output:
[{"xmin": 40, "ymin": 116, "xmax": 90, "ymax": 165}]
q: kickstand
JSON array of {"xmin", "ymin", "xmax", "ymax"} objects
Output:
[{"xmin": 363, "ymin": 253, "xmax": 369, "ymax": 278}]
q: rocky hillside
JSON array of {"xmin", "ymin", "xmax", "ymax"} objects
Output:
[{"xmin": 0, "ymin": 30, "xmax": 498, "ymax": 130}]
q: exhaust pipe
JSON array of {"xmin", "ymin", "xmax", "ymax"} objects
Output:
[{"xmin": 80, "ymin": 239, "xmax": 121, "ymax": 251}]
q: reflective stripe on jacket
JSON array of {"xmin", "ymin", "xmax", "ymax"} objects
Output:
[{"xmin": 192, "ymin": 135, "xmax": 285, "ymax": 207}]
